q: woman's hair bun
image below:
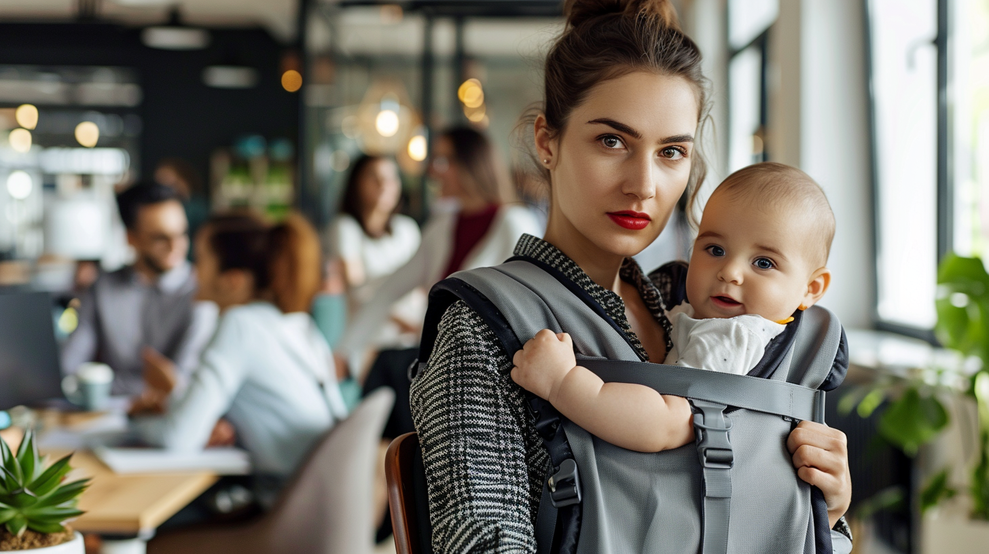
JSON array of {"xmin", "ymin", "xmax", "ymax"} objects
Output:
[{"xmin": 563, "ymin": 0, "xmax": 680, "ymax": 30}]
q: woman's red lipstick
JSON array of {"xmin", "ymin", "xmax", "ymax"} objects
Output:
[{"xmin": 607, "ymin": 211, "xmax": 651, "ymax": 230}]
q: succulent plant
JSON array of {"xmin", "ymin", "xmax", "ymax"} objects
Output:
[{"xmin": 0, "ymin": 429, "xmax": 89, "ymax": 538}]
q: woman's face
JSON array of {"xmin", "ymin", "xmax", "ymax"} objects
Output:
[
  {"xmin": 537, "ymin": 71, "xmax": 699, "ymax": 262},
  {"xmin": 428, "ymin": 137, "xmax": 463, "ymax": 199},
  {"xmin": 358, "ymin": 158, "xmax": 401, "ymax": 218}
]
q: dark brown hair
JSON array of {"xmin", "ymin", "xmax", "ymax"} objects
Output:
[
  {"xmin": 340, "ymin": 154, "xmax": 397, "ymax": 237},
  {"xmin": 439, "ymin": 127, "xmax": 516, "ymax": 205},
  {"xmin": 205, "ymin": 212, "xmax": 322, "ymax": 313},
  {"xmin": 519, "ymin": 0, "xmax": 710, "ymax": 207}
]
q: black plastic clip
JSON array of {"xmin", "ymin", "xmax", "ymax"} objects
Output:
[{"xmin": 548, "ymin": 458, "xmax": 582, "ymax": 508}]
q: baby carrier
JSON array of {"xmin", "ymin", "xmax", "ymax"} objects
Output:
[{"xmin": 411, "ymin": 256, "xmax": 849, "ymax": 554}]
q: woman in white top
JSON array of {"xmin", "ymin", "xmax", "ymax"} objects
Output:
[
  {"xmin": 136, "ymin": 212, "xmax": 348, "ymax": 496},
  {"xmin": 327, "ymin": 155, "xmax": 421, "ymax": 312},
  {"xmin": 337, "ymin": 127, "xmax": 543, "ymax": 372}
]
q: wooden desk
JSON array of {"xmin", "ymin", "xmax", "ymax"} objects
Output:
[{"xmin": 49, "ymin": 450, "xmax": 219, "ymax": 536}]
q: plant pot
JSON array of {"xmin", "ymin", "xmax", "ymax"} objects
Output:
[
  {"xmin": 922, "ymin": 513, "xmax": 989, "ymax": 554},
  {"xmin": 2, "ymin": 532, "xmax": 84, "ymax": 554}
]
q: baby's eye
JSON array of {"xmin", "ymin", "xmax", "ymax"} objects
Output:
[
  {"xmin": 600, "ymin": 135, "xmax": 624, "ymax": 149},
  {"xmin": 659, "ymin": 146, "xmax": 686, "ymax": 160},
  {"xmin": 705, "ymin": 245, "xmax": 725, "ymax": 257},
  {"xmin": 754, "ymin": 257, "xmax": 775, "ymax": 270}
]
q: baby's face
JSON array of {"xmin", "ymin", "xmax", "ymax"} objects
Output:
[{"xmin": 686, "ymin": 191, "xmax": 825, "ymax": 322}]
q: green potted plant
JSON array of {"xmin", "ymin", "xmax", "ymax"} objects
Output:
[
  {"xmin": 0, "ymin": 430, "xmax": 89, "ymax": 553},
  {"xmin": 847, "ymin": 253, "xmax": 989, "ymax": 552}
]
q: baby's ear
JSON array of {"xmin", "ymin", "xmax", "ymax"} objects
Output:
[{"xmin": 801, "ymin": 267, "xmax": 831, "ymax": 309}]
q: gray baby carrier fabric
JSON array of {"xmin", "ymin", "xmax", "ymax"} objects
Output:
[{"xmin": 416, "ymin": 259, "xmax": 849, "ymax": 554}]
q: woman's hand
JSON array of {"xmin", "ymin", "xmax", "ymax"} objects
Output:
[
  {"xmin": 207, "ymin": 418, "xmax": 237, "ymax": 447},
  {"xmin": 787, "ymin": 420, "xmax": 851, "ymax": 528},
  {"xmin": 511, "ymin": 329, "xmax": 577, "ymax": 403}
]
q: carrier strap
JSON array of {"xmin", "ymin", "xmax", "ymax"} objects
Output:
[{"xmin": 580, "ymin": 358, "xmax": 827, "ymax": 423}]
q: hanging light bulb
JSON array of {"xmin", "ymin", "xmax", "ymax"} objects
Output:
[
  {"xmin": 15, "ymin": 105, "xmax": 38, "ymax": 130},
  {"xmin": 8, "ymin": 129, "xmax": 32, "ymax": 153},
  {"xmin": 375, "ymin": 110, "xmax": 400, "ymax": 137},
  {"xmin": 75, "ymin": 122, "xmax": 100, "ymax": 148},
  {"xmin": 407, "ymin": 134, "xmax": 427, "ymax": 162}
]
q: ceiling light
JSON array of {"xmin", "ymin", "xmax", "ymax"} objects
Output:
[
  {"xmin": 7, "ymin": 171, "xmax": 32, "ymax": 200},
  {"xmin": 407, "ymin": 135, "xmax": 427, "ymax": 162},
  {"xmin": 202, "ymin": 66, "xmax": 259, "ymax": 89},
  {"xmin": 8, "ymin": 129, "xmax": 32, "ymax": 153},
  {"xmin": 15, "ymin": 105, "xmax": 38, "ymax": 130},
  {"xmin": 375, "ymin": 110, "xmax": 400, "ymax": 137},
  {"xmin": 281, "ymin": 70, "xmax": 303, "ymax": 93},
  {"xmin": 75, "ymin": 122, "xmax": 100, "ymax": 148},
  {"xmin": 142, "ymin": 9, "xmax": 210, "ymax": 50}
]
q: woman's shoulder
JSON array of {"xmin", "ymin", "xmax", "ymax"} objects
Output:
[{"xmin": 648, "ymin": 260, "xmax": 689, "ymax": 307}]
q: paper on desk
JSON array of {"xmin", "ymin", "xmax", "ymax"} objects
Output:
[{"xmin": 94, "ymin": 446, "xmax": 252, "ymax": 475}]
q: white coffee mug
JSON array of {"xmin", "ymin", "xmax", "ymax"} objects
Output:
[{"xmin": 62, "ymin": 362, "xmax": 114, "ymax": 412}]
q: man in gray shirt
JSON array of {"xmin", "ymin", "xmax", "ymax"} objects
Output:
[{"xmin": 61, "ymin": 183, "xmax": 216, "ymax": 396}]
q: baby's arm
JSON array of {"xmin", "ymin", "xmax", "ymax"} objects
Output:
[{"xmin": 511, "ymin": 329, "xmax": 694, "ymax": 453}]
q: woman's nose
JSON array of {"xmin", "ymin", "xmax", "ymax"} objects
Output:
[{"xmin": 622, "ymin": 154, "xmax": 657, "ymax": 201}]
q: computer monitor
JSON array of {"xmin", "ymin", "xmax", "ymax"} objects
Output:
[{"xmin": 0, "ymin": 291, "xmax": 64, "ymax": 410}]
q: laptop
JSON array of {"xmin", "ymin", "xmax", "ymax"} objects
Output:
[{"xmin": 0, "ymin": 291, "xmax": 65, "ymax": 410}]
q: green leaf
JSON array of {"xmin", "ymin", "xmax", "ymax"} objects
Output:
[
  {"xmin": 0, "ymin": 433, "xmax": 14, "ymax": 468},
  {"xmin": 0, "ymin": 508, "xmax": 15, "ymax": 524},
  {"xmin": 21, "ymin": 506, "xmax": 84, "ymax": 522},
  {"xmin": 36, "ymin": 479, "xmax": 89, "ymax": 507},
  {"xmin": 935, "ymin": 254, "xmax": 989, "ymax": 361},
  {"xmin": 921, "ymin": 468, "xmax": 957, "ymax": 513},
  {"xmin": 857, "ymin": 389, "xmax": 886, "ymax": 419},
  {"xmin": 26, "ymin": 521, "xmax": 66, "ymax": 535},
  {"xmin": 0, "ymin": 466, "xmax": 18, "ymax": 491},
  {"xmin": 9, "ymin": 490, "xmax": 38, "ymax": 509},
  {"xmin": 27, "ymin": 453, "xmax": 73, "ymax": 497},
  {"xmin": 878, "ymin": 387, "xmax": 949, "ymax": 456},
  {"xmin": 7, "ymin": 513, "xmax": 27, "ymax": 538},
  {"xmin": 14, "ymin": 429, "xmax": 36, "ymax": 483}
]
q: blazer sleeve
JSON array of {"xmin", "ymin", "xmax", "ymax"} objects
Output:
[{"xmin": 410, "ymin": 300, "xmax": 544, "ymax": 553}]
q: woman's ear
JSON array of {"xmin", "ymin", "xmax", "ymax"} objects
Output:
[
  {"xmin": 533, "ymin": 114, "xmax": 558, "ymax": 169},
  {"xmin": 801, "ymin": 267, "xmax": 831, "ymax": 309}
]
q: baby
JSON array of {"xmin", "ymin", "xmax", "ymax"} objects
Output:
[{"xmin": 511, "ymin": 162, "xmax": 835, "ymax": 452}]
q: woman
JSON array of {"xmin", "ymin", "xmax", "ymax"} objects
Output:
[
  {"xmin": 335, "ymin": 126, "xmax": 543, "ymax": 374},
  {"xmin": 409, "ymin": 1, "xmax": 852, "ymax": 552},
  {"xmin": 327, "ymin": 155, "xmax": 421, "ymax": 313},
  {"xmin": 136, "ymin": 212, "xmax": 348, "ymax": 506}
]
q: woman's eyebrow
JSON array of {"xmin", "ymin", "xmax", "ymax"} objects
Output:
[
  {"xmin": 586, "ymin": 119, "xmax": 695, "ymax": 145},
  {"xmin": 587, "ymin": 118, "xmax": 642, "ymax": 139}
]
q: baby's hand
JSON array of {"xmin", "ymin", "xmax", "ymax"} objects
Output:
[{"xmin": 511, "ymin": 329, "xmax": 577, "ymax": 402}]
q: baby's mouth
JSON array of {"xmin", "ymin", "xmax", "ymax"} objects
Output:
[{"xmin": 711, "ymin": 295, "xmax": 741, "ymax": 308}]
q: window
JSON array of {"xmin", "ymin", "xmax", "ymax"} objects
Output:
[
  {"xmin": 867, "ymin": 0, "xmax": 939, "ymax": 331},
  {"xmin": 727, "ymin": 0, "xmax": 777, "ymax": 173}
]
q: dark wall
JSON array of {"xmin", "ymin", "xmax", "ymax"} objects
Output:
[{"xmin": 0, "ymin": 22, "xmax": 299, "ymax": 193}]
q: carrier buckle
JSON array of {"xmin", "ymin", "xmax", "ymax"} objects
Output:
[
  {"xmin": 548, "ymin": 459, "xmax": 581, "ymax": 508},
  {"xmin": 692, "ymin": 400, "xmax": 734, "ymax": 470}
]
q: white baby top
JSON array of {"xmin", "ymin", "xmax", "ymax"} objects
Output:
[{"xmin": 663, "ymin": 303, "xmax": 786, "ymax": 375}]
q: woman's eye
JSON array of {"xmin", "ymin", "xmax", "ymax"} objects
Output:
[
  {"xmin": 705, "ymin": 245, "xmax": 725, "ymax": 257},
  {"xmin": 600, "ymin": 135, "xmax": 623, "ymax": 149},
  {"xmin": 659, "ymin": 147, "xmax": 685, "ymax": 160},
  {"xmin": 754, "ymin": 258, "xmax": 775, "ymax": 270}
]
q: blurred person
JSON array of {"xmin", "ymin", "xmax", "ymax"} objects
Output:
[
  {"xmin": 155, "ymin": 157, "xmax": 210, "ymax": 255},
  {"xmin": 336, "ymin": 126, "xmax": 543, "ymax": 440},
  {"xmin": 60, "ymin": 182, "xmax": 217, "ymax": 397},
  {"xmin": 325, "ymin": 155, "xmax": 422, "ymax": 344},
  {"xmin": 134, "ymin": 212, "xmax": 348, "ymax": 509}
]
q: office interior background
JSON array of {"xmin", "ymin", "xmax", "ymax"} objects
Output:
[{"xmin": 0, "ymin": 1, "xmax": 986, "ymax": 553}]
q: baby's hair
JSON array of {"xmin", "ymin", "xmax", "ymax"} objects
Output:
[{"xmin": 711, "ymin": 162, "xmax": 835, "ymax": 267}]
